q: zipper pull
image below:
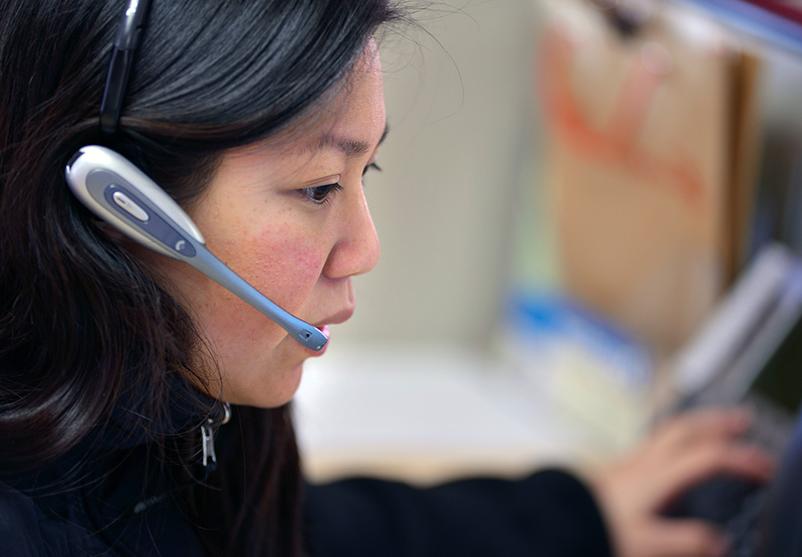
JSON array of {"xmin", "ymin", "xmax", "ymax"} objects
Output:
[
  {"xmin": 201, "ymin": 420, "xmax": 216, "ymax": 468},
  {"xmin": 200, "ymin": 402, "xmax": 231, "ymax": 469}
]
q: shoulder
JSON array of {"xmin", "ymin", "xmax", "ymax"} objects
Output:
[
  {"xmin": 0, "ymin": 481, "xmax": 96, "ymax": 557},
  {"xmin": 0, "ymin": 480, "xmax": 119, "ymax": 557},
  {"xmin": 0, "ymin": 482, "xmax": 44, "ymax": 556}
]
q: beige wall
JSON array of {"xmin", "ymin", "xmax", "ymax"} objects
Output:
[{"xmin": 335, "ymin": 1, "xmax": 543, "ymax": 348}]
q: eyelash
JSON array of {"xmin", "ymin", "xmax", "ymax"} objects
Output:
[
  {"xmin": 300, "ymin": 183, "xmax": 343, "ymax": 206},
  {"xmin": 363, "ymin": 162, "xmax": 382, "ymax": 177},
  {"xmin": 299, "ymin": 162, "xmax": 383, "ymax": 207}
]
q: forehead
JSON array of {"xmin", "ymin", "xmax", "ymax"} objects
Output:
[
  {"xmin": 307, "ymin": 49, "xmax": 385, "ymax": 147},
  {"xmin": 222, "ymin": 46, "xmax": 386, "ymax": 169},
  {"xmin": 280, "ymin": 44, "xmax": 386, "ymax": 153}
]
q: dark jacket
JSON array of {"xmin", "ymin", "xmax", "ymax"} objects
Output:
[{"xmin": 0, "ymin": 388, "xmax": 612, "ymax": 557}]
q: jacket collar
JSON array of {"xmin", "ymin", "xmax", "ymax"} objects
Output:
[
  {"xmin": 99, "ymin": 371, "xmax": 228, "ymax": 452},
  {"xmin": 8, "ymin": 372, "xmax": 231, "ymax": 497}
]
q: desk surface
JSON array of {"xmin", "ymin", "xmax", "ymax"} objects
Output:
[{"xmin": 294, "ymin": 343, "xmax": 650, "ymax": 484}]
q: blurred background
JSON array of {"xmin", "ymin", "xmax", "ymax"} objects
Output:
[{"xmin": 294, "ymin": 0, "xmax": 802, "ymax": 484}]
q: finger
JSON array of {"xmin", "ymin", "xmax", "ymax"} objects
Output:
[
  {"xmin": 654, "ymin": 408, "xmax": 751, "ymax": 448},
  {"xmin": 652, "ymin": 443, "xmax": 774, "ymax": 506},
  {"xmin": 653, "ymin": 408, "xmax": 752, "ymax": 452},
  {"xmin": 644, "ymin": 520, "xmax": 729, "ymax": 557}
]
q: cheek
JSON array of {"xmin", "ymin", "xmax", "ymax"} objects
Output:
[
  {"xmin": 196, "ymin": 220, "xmax": 328, "ymax": 347},
  {"xmin": 243, "ymin": 224, "xmax": 325, "ymax": 310}
]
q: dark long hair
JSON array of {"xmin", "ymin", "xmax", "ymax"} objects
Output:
[{"xmin": 0, "ymin": 1, "xmax": 403, "ymax": 555}]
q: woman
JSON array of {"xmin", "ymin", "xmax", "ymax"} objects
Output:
[{"xmin": 0, "ymin": 1, "xmax": 773, "ymax": 556}]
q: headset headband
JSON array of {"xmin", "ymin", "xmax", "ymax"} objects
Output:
[{"xmin": 99, "ymin": 0, "xmax": 152, "ymax": 135}]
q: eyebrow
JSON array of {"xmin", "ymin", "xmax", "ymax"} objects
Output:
[{"xmin": 314, "ymin": 123, "xmax": 390, "ymax": 157}]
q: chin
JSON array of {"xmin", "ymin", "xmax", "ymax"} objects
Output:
[{"xmin": 234, "ymin": 362, "xmax": 304, "ymax": 408}]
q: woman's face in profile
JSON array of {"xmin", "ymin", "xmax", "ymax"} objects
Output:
[{"xmin": 160, "ymin": 45, "xmax": 386, "ymax": 407}]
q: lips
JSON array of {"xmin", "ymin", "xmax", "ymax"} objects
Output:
[
  {"xmin": 314, "ymin": 307, "xmax": 354, "ymax": 328},
  {"xmin": 297, "ymin": 307, "xmax": 354, "ymax": 356}
]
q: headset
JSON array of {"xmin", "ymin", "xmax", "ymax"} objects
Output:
[{"xmin": 63, "ymin": 0, "xmax": 328, "ymax": 352}]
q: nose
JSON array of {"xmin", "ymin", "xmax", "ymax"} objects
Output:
[{"xmin": 322, "ymin": 189, "xmax": 381, "ymax": 280}]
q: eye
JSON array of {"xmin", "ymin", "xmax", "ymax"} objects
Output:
[
  {"xmin": 362, "ymin": 162, "xmax": 382, "ymax": 178},
  {"xmin": 299, "ymin": 183, "xmax": 343, "ymax": 206}
]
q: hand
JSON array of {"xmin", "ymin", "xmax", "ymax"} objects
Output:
[{"xmin": 589, "ymin": 408, "xmax": 775, "ymax": 557}]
